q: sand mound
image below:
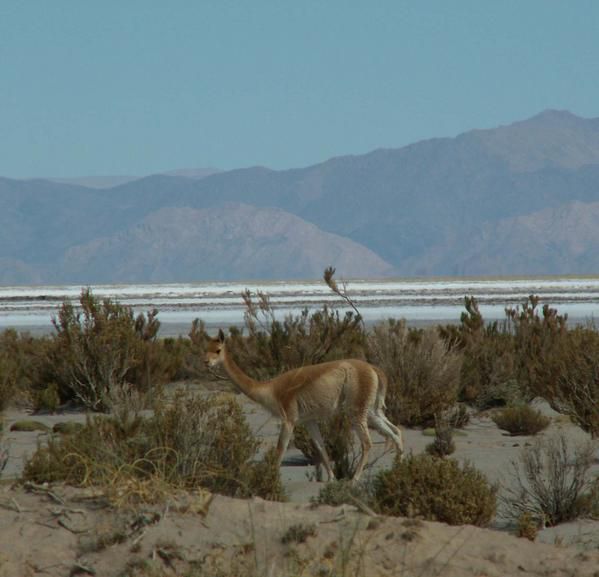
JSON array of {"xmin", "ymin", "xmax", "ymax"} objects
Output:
[{"xmin": 1, "ymin": 483, "xmax": 598, "ymax": 577}]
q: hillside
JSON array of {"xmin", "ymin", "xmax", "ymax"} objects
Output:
[
  {"xmin": 58, "ymin": 204, "xmax": 395, "ymax": 282},
  {"xmin": 1, "ymin": 110, "xmax": 599, "ymax": 283},
  {"xmin": 443, "ymin": 200, "xmax": 599, "ymax": 276}
]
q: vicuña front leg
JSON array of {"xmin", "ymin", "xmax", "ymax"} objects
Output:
[
  {"xmin": 304, "ymin": 421, "xmax": 335, "ymax": 481},
  {"xmin": 275, "ymin": 419, "xmax": 294, "ymax": 469}
]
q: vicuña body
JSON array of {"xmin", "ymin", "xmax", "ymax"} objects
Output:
[{"xmin": 205, "ymin": 329, "xmax": 403, "ymax": 481}]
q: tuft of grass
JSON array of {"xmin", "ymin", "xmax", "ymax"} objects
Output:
[
  {"xmin": 281, "ymin": 523, "xmax": 317, "ymax": 545},
  {"xmin": 313, "ymin": 479, "xmax": 374, "ymax": 509},
  {"xmin": 491, "ymin": 405, "xmax": 550, "ymax": 436},
  {"xmin": 517, "ymin": 512, "xmax": 539, "ymax": 541}
]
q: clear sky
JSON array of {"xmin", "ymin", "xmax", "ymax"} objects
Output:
[{"xmin": 1, "ymin": 0, "xmax": 598, "ymax": 178}]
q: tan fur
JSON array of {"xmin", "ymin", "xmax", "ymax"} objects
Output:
[{"xmin": 205, "ymin": 330, "xmax": 403, "ymax": 480}]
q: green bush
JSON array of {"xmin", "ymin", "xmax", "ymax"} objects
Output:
[
  {"xmin": 368, "ymin": 320, "xmax": 462, "ymax": 427},
  {"xmin": 491, "ymin": 405, "xmax": 550, "ymax": 436},
  {"xmin": 23, "ymin": 392, "xmax": 284, "ymax": 502},
  {"xmin": 372, "ymin": 454, "xmax": 497, "ymax": 526}
]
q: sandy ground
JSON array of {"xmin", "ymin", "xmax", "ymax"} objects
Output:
[{"xmin": 1, "ymin": 382, "xmax": 599, "ymax": 577}]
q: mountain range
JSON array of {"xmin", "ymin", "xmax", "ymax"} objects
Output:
[{"xmin": 2, "ymin": 109, "xmax": 599, "ymax": 283}]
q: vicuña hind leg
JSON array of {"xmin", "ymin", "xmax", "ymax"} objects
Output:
[
  {"xmin": 368, "ymin": 412, "xmax": 404, "ymax": 457},
  {"xmin": 352, "ymin": 420, "xmax": 373, "ymax": 481}
]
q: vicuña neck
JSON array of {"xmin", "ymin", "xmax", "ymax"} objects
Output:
[{"xmin": 222, "ymin": 345, "xmax": 263, "ymax": 401}]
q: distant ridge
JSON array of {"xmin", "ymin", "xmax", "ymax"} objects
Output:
[
  {"xmin": 2, "ymin": 110, "xmax": 599, "ymax": 283},
  {"xmin": 37, "ymin": 167, "xmax": 221, "ymax": 189},
  {"xmin": 44, "ymin": 175, "xmax": 140, "ymax": 189}
]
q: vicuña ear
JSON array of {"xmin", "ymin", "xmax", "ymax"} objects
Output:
[{"xmin": 218, "ymin": 328, "xmax": 225, "ymax": 343}]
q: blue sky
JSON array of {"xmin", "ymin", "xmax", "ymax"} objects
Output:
[{"xmin": 1, "ymin": 1, "xmax": 598, "ymax": 178}]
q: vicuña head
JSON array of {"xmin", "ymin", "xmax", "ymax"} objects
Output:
[{"xmin": 204, "ymin": 328, "xmax": 403, "ymax": 481}]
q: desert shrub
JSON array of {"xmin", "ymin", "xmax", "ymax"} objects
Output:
[
  {"xmin": 506, "ymin": 297, "xmax": 599, "ymax": 437},
  {"xmin": 440, "ymin": 297, "xmax": 521, "ymax": 408},
  {"xmin": 538, "ymin": 327, "xmax": 599, "ymax": 438},
  {"xmin": 446, "ymin": 403, "xmax": 470, "ymax": 429},
  {"xmin": 425, "ymin": 414, "xmax": 456, "ymax": 457},
  {"xmin": 127, "ymin": 309, "xmax": 184, "ymax": 390},
  {"xmin": 34, "ymin": 382, "xmax": 61, "ymax": 412},
  {"xmin": 372, "ymin": 454, "xmax": 497, "ymax": 526},
  {"xmin": 501, "ymin": 433, "xmax": 598, "ymax": 527},
  {"xmin": 47, "ymin": 289, "xmax": 175, "ymax": 411},
  {"xmin": 0, "ymin": 329, "xmax": 55, "ymax": 409},
  {"xmin": 491, "ymin": 405, "xmax": 550, "ymax": 436},
  {"xmin": 313, "ymin": 479, "xmax": 374, "ymax": 508},
  {"xmin": 0, "ymin": 352, "xmax": 14, "ymax": 411},
  {"xmin": 506, "ymin": 296, "xmax": 567, "ymax": 397},
  {"xmin": 449, "ymin": 296, "xmax": 599, "ymax": 437},
  {"xmin": 23, "ymin": 392, "xmax": 284, "ymax": 501},
  {"xmin": 179, "ymin": 319, "xmax": 212, "ymax": 379},
  {"xmin": 368, "ymin": 320, "xmax": 462, "ymax": 427},
  {"xmin": 229, "ymin": 289, "xmax": 366, "ymax": 380},
  {"xmin": 147, "ymin": 393, "xmax": 284, "ymax": 499}
]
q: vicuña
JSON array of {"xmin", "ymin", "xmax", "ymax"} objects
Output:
[{"xmin": 204, "ymin": 329, "xmax": 403, "ymax": 481}]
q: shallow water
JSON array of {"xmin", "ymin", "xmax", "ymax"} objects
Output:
[{"xmin": 1, "ymin": 276, "xmax": 598, "ymax": 335}]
